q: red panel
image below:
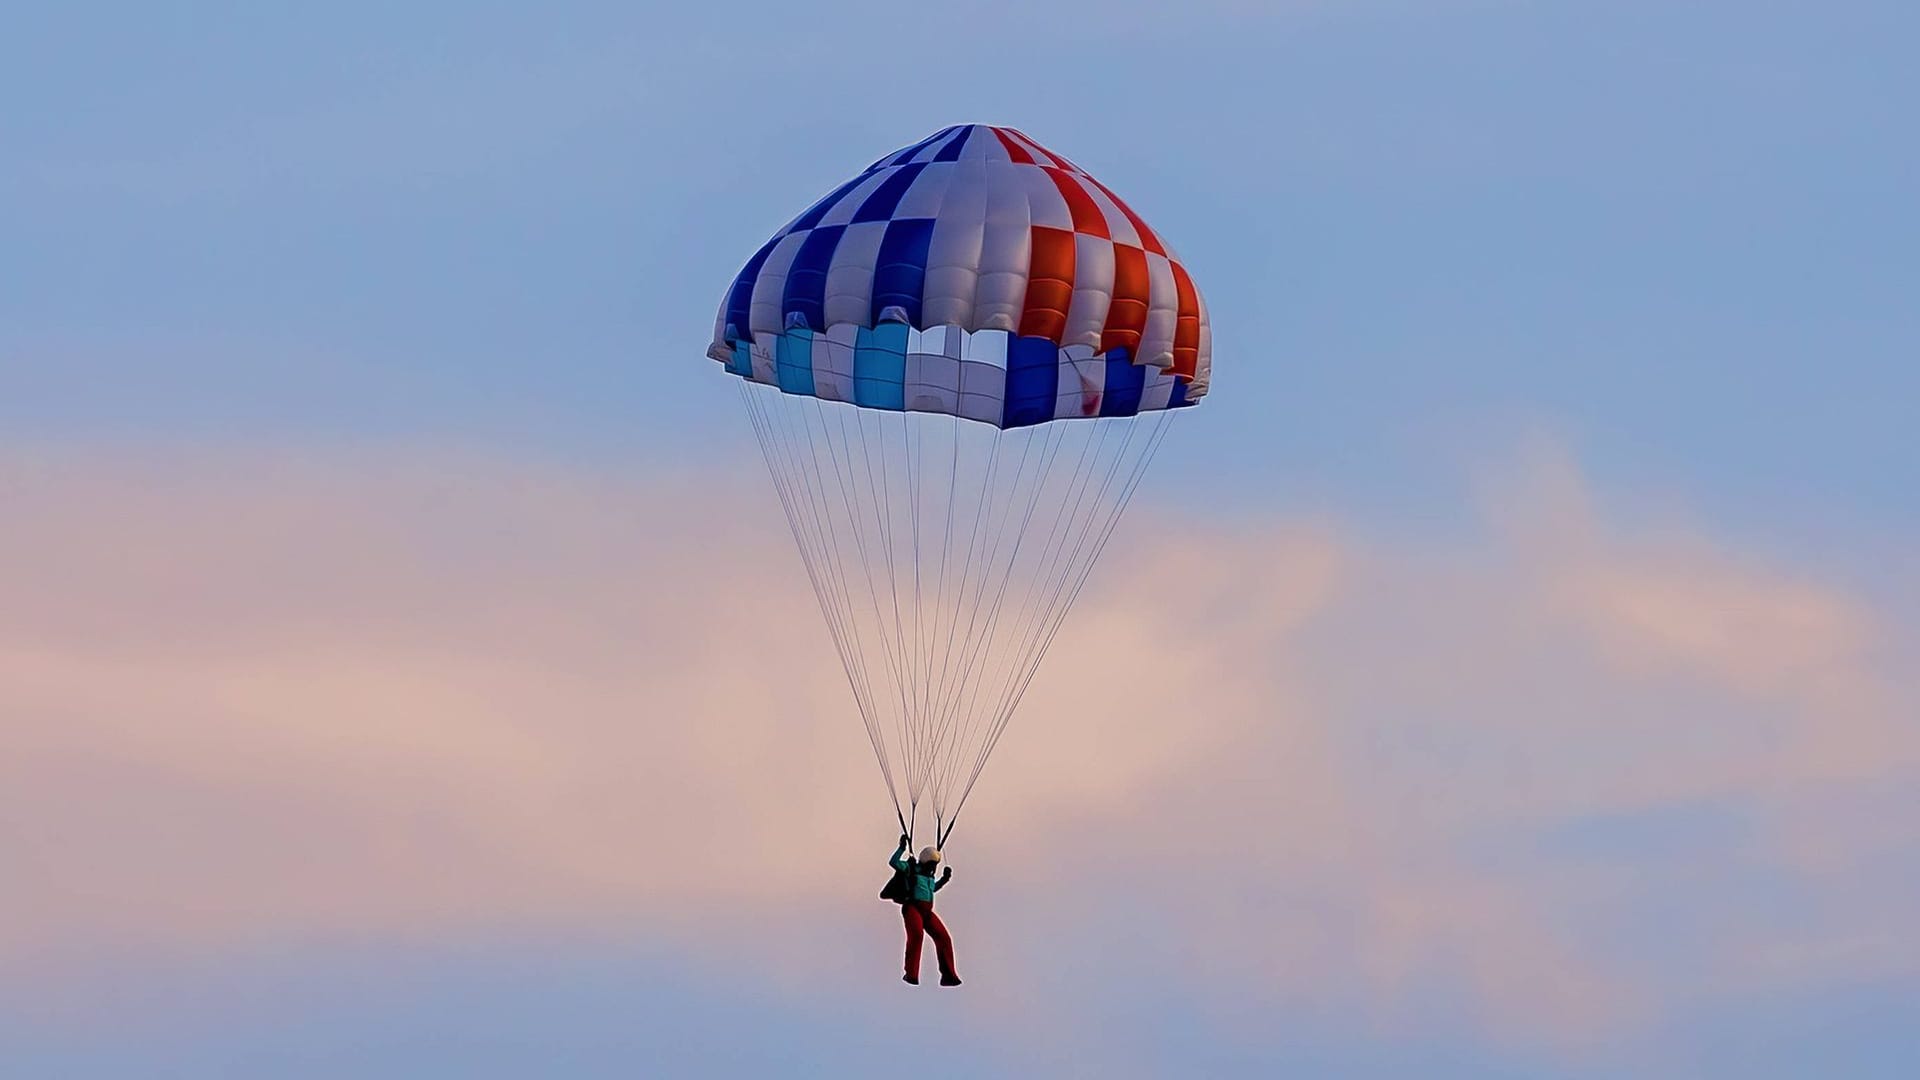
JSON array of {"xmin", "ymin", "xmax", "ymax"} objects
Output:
[
  {"xmin": 1101, "ymin": 244, "xmax": 1149, "ymax": 354},
  {"xmin": 1006, "ymin": 128, "xmax": 1068, "ymax": 170},
  {"xmin": 1084, "ymin": 175, "xmax": 1166, "ymax": 257},
  {"xmin": 1044, "ymin": 168, "xmax": 1109, "ymax": 239},
  {"xmin": 1170, "ymin": 260, "xmax": 1201, "ymax": 379},
  {"xmin": 990, "ymin": 127, "xmax": 1035, "ymax": 165},
  {"xmin": 1019, "ymin": 227, "xmax": 1076, "ymax": 342}
]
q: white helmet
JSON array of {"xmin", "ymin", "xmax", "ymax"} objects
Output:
[{"xmin": 918, "ymin": 846, "xmax": 942, "ymax": 865}]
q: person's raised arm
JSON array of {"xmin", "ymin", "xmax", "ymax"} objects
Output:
[
  {"xmin": 889, "ymin": 833, "xmax": 912, "ymax": 872},
  {"xmin": 934, "ymin": 866, "xmax": 952, "ymax": 891}
]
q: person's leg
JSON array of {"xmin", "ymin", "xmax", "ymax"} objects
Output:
[
  {"xmin": 901, "ymin": 903, "xmax": 925, "ymax": 983},
  {"xmin": 922, "ymin": 907, "xmax": 959, "ymax": 984}
]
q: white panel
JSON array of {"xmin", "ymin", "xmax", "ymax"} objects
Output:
[
  {"xmin": 963, "ymin": 328, "xmax": 1010, "ymax": 369},
  {"xmin": 1061, "ymin": 233, "xmax": 1114, "ymax": 351},
  {"xmin": 974, "ymin": 127, "xmax": 1014, "ymax": 166},
  {"xmin": 1191, "ymin": 295, "xmax": 1212, "ymax": 397},
  {"xmin": 957, "ymin": 360, "xmax": 1006, "ymax": 424},
  {"xmin": 921, "ymin": 159, "xmax": 986, "ymax": 329},
  {"xmin": 1075, "ymin": 174, "xmax": 1142, "ymax": 249},
  {"xmin": 956, "ymin": 125, "xmax": 997, "ymax": 164},
  {"xmin": 748, "ymin": 334, "xmax": 778, "ymax": 385},
  {"xmin": 972, "ymin": 162, "xmax": 1032, "ymax": 333},
  {"xmin": 813, "ymin": 331, "xmax": 853, "ymax": 402},
  {"xmin": 1138, "ymin": 251, "xmax": 1179, "ymax": 369},
  {"xmin": 906, "ymin": 350, "xmax": 961, "ymax": 416},
  {"xmin": 904, "ymin": 323, "xmax": 964, "ymax": 359},
  {"xmin": 709, "ymin": 304, "xmax": 731, "ymax": 361},
  {"xmin": 746, "ymin": 230, "xmax": 808, "ymax": 338},
  {"xmin": 891, "ymin": 161, "xmax": 955, "ymax": 220},
  {"xmin": 1139, "ymin": 365, "xmax": 1176, "ymax": 413},
  {"xmin": 821, "ymin": 220, "xmax": 886, "ymax": 328},
  {"xmin": 1018, "ymin": 165, "xmax": 1073, "ymax": 230},
  {"xmin": 907, "ymin": 325, "xmax": 965, "ymax": 412},
  {"xmin": 813, "ymin": 169, "xmax": 894, "ymax": 228},
  {"xmin": 1054, "ymin": 344, "xmax": 1103, "ymax": 420}
]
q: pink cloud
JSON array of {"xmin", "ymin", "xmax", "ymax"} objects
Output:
[{"xmin": 1, "ymin": 441, "xmax": 1913, "ymax": 1049}]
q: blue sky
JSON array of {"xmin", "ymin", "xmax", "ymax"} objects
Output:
[
  {"xmin": 7, "ymin": 1, "xmax": 1913, "ymax": 534},
  {"xmin": 3, "ymin": 1, "xmax": 1916, "ymax": 1076}
]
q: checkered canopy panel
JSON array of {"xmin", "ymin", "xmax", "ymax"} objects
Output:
[{"xmin": 707, "ymin": 125, "xmax": 1210, "ymax": 428}]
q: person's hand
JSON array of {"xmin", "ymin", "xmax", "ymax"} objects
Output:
[
  {"xmin": 899, "ymin": 833, "xmax": 911, "ymax": 847},
  {"xmin": 940, "ymin": 867, "xmax": 953, "ymax": 881}
]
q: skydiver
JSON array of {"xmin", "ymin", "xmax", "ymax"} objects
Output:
[{"xmin": 887, "ymin": 834, "xmax": 960, "ymax": 986}]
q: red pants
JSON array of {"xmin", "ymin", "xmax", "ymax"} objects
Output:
[{"xmin": 901, "ymin": 901, "xmax": 957, "ymax": 980}]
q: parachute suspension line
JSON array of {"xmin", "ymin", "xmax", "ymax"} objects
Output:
[
  {"xmin": 951, "ymin": 416, "xmax": 1141, "ymax": 797},
  {"xmin": 906, "ymin": 412, "xmax": 941, "ymax": 823},
  {"xmin": 957, "ymin": 419, "xmax": 1116, "ymax": 791},
  {"xmin": 877, "ymin": 410, "xmax": 924, "ymax": 808},
  {"xmin": 923, "ymin": 412, "xmax": 962, "ymax": 836},
  {"xmin": 738, "ymin": 383, "xmax": 901, "ymax": 819},
  {"xmin": 924, "ymin": 417, "xmax": 1090, "ymax": 825},
  {"xmin": 852, "ymin": 405, "xmax": 909, "ymax": 804},
  {"xmin": 956, "ymin": 414, "xmax": 1169, "ymax": 825},
  {"xmin": 775, "ymin": 389, "xmax": 912, "ymax": 829},
  {"xmin": 920, "ymin": 422, "xmax": 1007, "ymax": 835},
  {"xmin": 827, "ymin": 404, "xmax": 916, "ymax": 802},
  {"xmin": 906, "ymin": 406, "xmax": 928, "ymax": 817},
  {"xmin": 929, "ymin": 416, "xmax": 1030, "ymax": 838},
  {"xmin": 775, "ymin": 393, "xmax": 906, "ymax": 821},
  {"xmin": 741, "ymin": 379, "xmax": 1179, "ymax": 852},
  {"xmin": 917, "ymin": 421, "xmax": 1064, "ymax": 826},
  {"xmin": 747, "ymin": 386, "xmax": 878, "ymax": 768},
  {"xmin": 777, "ymin": 395, "xmax": 890, "ymax": 760},
  {"xmin": 944, "ymin": 410, "xmax": 1178, "ymax": 839},
  {"xmin": 925, "ymin": 419, "xmax": 1098, "ymax": 848}
]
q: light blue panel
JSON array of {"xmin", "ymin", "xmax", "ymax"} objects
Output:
[
  {"xmin": 853, "ymin": 323, "xmax": 908, "ymax": 410},
  {"xmin": 727, "ymin": 340, "xmax": 753, "ymax": 378},
  {"xmin": 776, "ymin": 328, "xmax": 816, "ymax": 396}
]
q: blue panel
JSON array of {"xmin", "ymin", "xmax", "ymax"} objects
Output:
[
  {"xmin": 870, "ymin": 218, "xmax": 935, "ymax": 325},
  {"xmin": 724, "ymin": 236, "xmax": 778, "ymax": 342},
  {"xmin": 1168, "ymin": 376, "xmax": 1190, "ymax": 409},
  {"xmin": 727, "ymin": 340, "xmax": 753, "ymax": 377},
  {"xmin": 788, "ymin": 173, "xmax": 869, "ymax": 234},
  {"xmin": 863, "ymin": 126, "xmax": 955, "ymax": 173},
  {"xmin": 851, "ymin": 162, "xmax": 928, "ymax": 224},
  {"xmin": 1002, "ymin": 336, "xmax": 1060, "ymax": 428},
  {"xmin": 930, "ymin": 125, "xmax": 974, "ymax": 162},
  {"xmin": 1099, "ymin": 349, "xmax": 1147, "ymax": 417},
  {"xmin": 781, "ymin": 225, "xmax": 845, "ymax": 332},
  {"xmin": 776, "ymin": 329, "xmax": 816, "ymax": 396},
  {"xmin": 853, "ymin": 324, "xmax": 908, "ymax": 410}
]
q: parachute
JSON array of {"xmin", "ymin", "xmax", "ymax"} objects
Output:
[{"xmin": 707, "ymin": 125, "xmax": 1210, "ymax": 847}]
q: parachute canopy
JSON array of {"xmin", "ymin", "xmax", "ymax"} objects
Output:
[
  {"xmin": 710, "ymin": 125, "xmax": 1210, "ymax": 846},
  {"xmin": 708, "ymin": 124, "xmax": 1211, "ymax": 425}
]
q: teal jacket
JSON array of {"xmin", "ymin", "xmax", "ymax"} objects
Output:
[{"xmin": 890, "ymin": 842, "xmax": 950, "ymax": 904}]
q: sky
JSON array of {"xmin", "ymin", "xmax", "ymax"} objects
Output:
[{"xmin": 2, "ymin": 1, "xmax": 1916, "ymax": 1076}]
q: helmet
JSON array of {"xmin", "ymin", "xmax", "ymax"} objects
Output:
[{"xmin": 918, "ymin": 847, "xmax": 942, "ymax": 866}]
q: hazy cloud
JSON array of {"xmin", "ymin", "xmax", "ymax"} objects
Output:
[{"xmin": 1, "ymin": 440, "xmax": 1912, "ymax": 1054}]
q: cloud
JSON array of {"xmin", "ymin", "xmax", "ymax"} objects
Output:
[{"xmin": 0, "ymin": 440, "xmax": 1913, "ymax": 1055}]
